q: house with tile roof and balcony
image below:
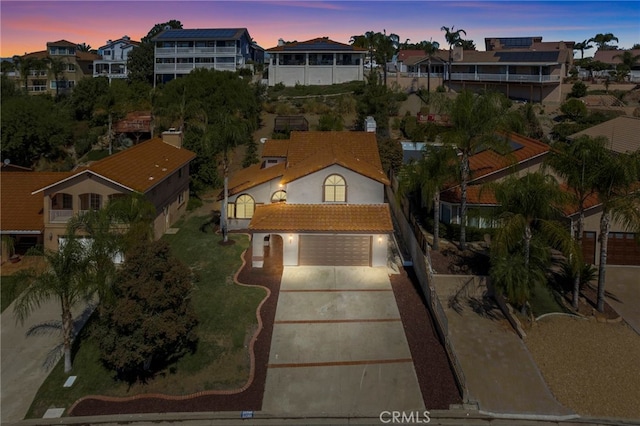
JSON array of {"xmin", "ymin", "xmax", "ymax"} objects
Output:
[
  {"xmin": 151, "ymin": 28, "xmax": 262, "ymax": 85},
  {"xmin": 419, "ymin": 130, "xmax": 639, "ymax": 266},
  {"xmin": 221, "ymin": 131, "xmax": 393, "ymax": 268},
  {"xmin": 395, "ymin": 36, "xmax": 574, "ymax": 103},
  {"xmin": 11, "ymin": 40, "xmax": 100, "ymax": 96},
  {"xmin": 266, "ymin": 37, "xmax": 366, "ymax": 87},
  {"xmin": 0, "ymin": 131, "xmax": 195, "ymax": 255}
]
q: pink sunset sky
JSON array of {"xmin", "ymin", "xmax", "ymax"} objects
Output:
[{"xmin": 1, "ymin": 1, "xmax": 639, "ymax": 57}]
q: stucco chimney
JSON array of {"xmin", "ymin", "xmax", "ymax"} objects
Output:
[
  {"xmin": 161, "ymin": 129, "xmax": 183, "ymax": 148},
  {"xmin": 364, "ymin": 116, "xmax": 376, "ymax": 133},
  {"xmin": 278, "ymin": 38, "xmax": 285, "ymax": 46}
]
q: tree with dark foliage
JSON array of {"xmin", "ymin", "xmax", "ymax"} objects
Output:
[{"xmin": 96, "ymin": 240, "xmax": 198, "ymax": 382}]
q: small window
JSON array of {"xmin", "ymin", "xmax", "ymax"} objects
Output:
[
  {"xmin": 271, "ymin": 190, "xmax": 286, "ymax": 203},
  {"xmin": 323, "ymin": 174, "xmax": 346, "ymax": 202},
  {"xmin": 178, "ymin": 191, "xmax": 185, "ymax": 205},
  {"xmin": 53, "ymin": 193, "xmax": 73, "ymax": 209},
  {"xmin": 67, "ymin": 63, "xmax": 75, "ymax": 72}
]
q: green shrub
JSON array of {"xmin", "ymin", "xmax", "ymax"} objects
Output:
[
  {"xmin": 567, "ymin": 81, "xmax": 587, "ymax": 98},
  {"xmin": 187, "ymin": 196, "xmax": 203, "ymax": 212},
  {"xmin": 560, "ymin": 98, "xmax": 587, "ymax": 120}
]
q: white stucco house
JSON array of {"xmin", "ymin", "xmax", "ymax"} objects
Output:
[
  {"xmin": 266, "ymin": 37, "xmax": 366, "ymax": 87},
  {"xmin": 222, "ymin": 131, "xmax": 393, "ymax": 267},
  {"xmin": 93, "ymin": 35, "xmax": 140, "ymax": 81}
]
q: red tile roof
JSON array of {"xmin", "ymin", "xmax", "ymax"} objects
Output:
[
  {"xmin": 1, "ymin": 171, "xmax": 71, "ymax": 232},
  {"xmin": 227, "ymin": 162, "xmax": 286, "ymax": 197},
  {"xmin": 34, "ymin": 138, "xmax": 195, "ymax": 194},
  {"xmin": 249, "ymin": 203, "xmax": 393, "ymax": 233},
  {"xmin": 267, "ymin": 37, "xmax": 366, "ymax": 52},
  {"xmin": 441, "ymin": 185, "xmax": 498, "ymax": 205}
]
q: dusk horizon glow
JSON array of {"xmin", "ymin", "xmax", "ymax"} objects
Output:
[{"xmin": 1, "ymin": 1, "xmax": 639, "ymax": 57}]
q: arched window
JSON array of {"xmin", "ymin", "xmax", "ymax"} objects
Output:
[
  {"xmin": 235, "ymin": 194, "xmax": 255, "ymax": 219},
  {"xmin": 271, "ymin": 190, "xmax": 287, "ymax": 203},
  {"xmin": 324, "ymin": 174, "xmax": 346, "ymax": 202}
]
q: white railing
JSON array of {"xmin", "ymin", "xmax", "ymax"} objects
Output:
[
  {"xmin": 156, "ymin": 63, "xmax": 237, "ymax": 73},
  {"xmin": 50, "ymin": 209, "xmax": 74, "ymax": 222},
  {"xmin": 450, "ymin": 72, "xmax": 560, "ymax": 83},
  {"xmin": 156, "ymin": 47, "xmax": 238, "ymax": 56},
  {"xmin": 28, "ymin": 85, "xmax": 48, "ymax": 92}
]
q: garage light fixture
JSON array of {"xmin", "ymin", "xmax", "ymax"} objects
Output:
[
  {"xmin": 289, "ymin": 235, "xmax": 293, "ymax": 244},
  {"xmin": 378, "ymin": 236, "xmax": 383, "ymax": 244}
]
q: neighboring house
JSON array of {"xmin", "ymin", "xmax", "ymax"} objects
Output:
[
  {"xmin": 0, "ymin": 131, "xmax": 195, "ymax": 254},
  {"xmin": 429, "ymin": 131, "xmax": 637, "ymax": 265},
  {"xmin": 113, "ymin": 111, "xmax": 153, "ymax": 145},
  {"xmin": 395, "ymin": 36, "xmax": 574, "ymax": 103},
  {"xmin": 566, "ymin": 115, "xmax": 640, "ymax": 265},
  {"xmin": 593, "ymin": 49, "xmax": 640, "ymax": 82},
  {"xmin": 438, "ymin": 133, "xmax": 551, "ymax": 228},
  {"xmin": 151, "ymin": 28, "xmax": 259, "ymax": 85},
  {"xmin": 12, "ymin": 40, "xmax": 100, "ymax": 95},
  {"xmin": 93, "ymin": 35, "xmax": 140, "ymax": 81},
  {"xmin": 568, "ymin": 116, "xmax": 640, "ymax": 154},
  {"xmin": 266, "ymin": 37, "xmax": 366, "ymax": 87},
  {"xmin": 1, "ymin": 171, "xmax": 69, "ymax": 258},
  {"xmin": 222, "ymin": 131, "xmax": 393, "ymax": 268}
]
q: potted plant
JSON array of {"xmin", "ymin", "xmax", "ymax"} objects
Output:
[{"xmin": 1, "ymin": 235, "xmax": 18, "ymax": 263}]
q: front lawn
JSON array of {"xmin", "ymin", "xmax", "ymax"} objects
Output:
[{"xmin": 25, "ymin": 215, "xmax": 265, "ymax": 418}]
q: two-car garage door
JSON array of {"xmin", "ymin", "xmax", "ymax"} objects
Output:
[
  {"xmin": 299, "ymin": 235, "xmax": 371, "ymax": 266},
  {"xmin": 583, "ymin": 231, "xmax": 640, "ymax": 266}
]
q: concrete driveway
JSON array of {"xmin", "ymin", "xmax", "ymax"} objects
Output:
[
  {"xmin": 603, "ymin": 266, "xmax": 640, "ymax": 335},
  {"xmin": 261, "ymin": 266, "xmax": 425, "ymax": 417}
]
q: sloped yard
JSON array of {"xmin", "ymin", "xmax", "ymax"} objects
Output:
[
  {"xmin": 25, "ymin": 214, "xmax": 266, "ymax": 418},
  {"xmin": 526, "ymin": 316, "xmax": 640, "ymax": 419}
]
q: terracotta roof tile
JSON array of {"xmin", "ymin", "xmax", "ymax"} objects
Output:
[
  {"xmin": 225, "ymin": 162, "xmax": 286, "ymax": 198},
  {"xmin": 87, "ymin": 137, "xmax": 195, "ymax": 193},
  {"xmin": 261, "ymin": 139, "xmax": 290, "ymax": 157},
  {"xmin": 282, "ymin": 131, "xmax": 389, "ymax": 185},
  {"xmin": 441, "ymin": 185, "xmax": 498, "ymax": 205},
  {"xmin": 1, "ymin": 171, "xmax": 71, "ymax": 232},
  {"xmin": 464, "ymin": 133, "xmax": 549, "ymax": 183},
  {"xmin": 249, "ymin": 203, "xmax": 393, "ymax": 233},
  {"xmin": 267, "ymin": 37, "xmax": 366, "ymax": 52}
]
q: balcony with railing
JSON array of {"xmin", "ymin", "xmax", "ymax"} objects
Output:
[
  {"xmin": 155, "ymin": 62, "xmax": 237, "ymax": 73},
  {"xmin": 450, "ymin": 72, "xmax": 560, "ymax": 83},
  {"xmin": 50, "ymin": 209, "xmax": 74, "ymax": 223},
  {"xmin": 155, "ymin": 46, "xmax": 238, "ymax": 57}
]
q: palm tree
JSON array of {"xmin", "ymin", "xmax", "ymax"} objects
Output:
[
  {"xmin": 573, "ymin": 40, "xmax": 593, "ymax": 59},
  {"xmin": 613, "ymin": 50, "xmax": 640, "ymax": 80},
  {"xmin": 589, "ymin": 33, "xmax": 619, "ymax": 51},
  {"xmin": 435, "ymin": 90, "xmax": 512, "ymax": 249},
  {"xmin": 13, "ymin": 233, "xmax": 91, "ymax": 373},
  {"xmin": 440, "ymin": 25, "xmax": 466, "ymax": 90},
  {"xmin": 373, "ymin": 30, "xmax": 400, "ymax": 86},
  {"xmin": 76, "ymin": 42, "xmax": 92, "ymax": 52},
  {"xmin": 397, "ymin": 143, "xmax": 459, "ymax": 250},
  {"xmin": 46, "ymin": 56, "xmax": 67, "ymax": 99},
  {"xmin": 487, "ymin": 172, "xmax": 577, "ymax": 314},
  {"xmin": 423, "ymin": 39, "xmax": 440, "ymax": 99},
  {"xmin": 12, "ymin": 55, "xmax": 41, "ymax": 93},
  {"xmin": 592, "ymin": 150, "xmax": 640, "ymax": 312},
  {"xmin": 211, "ymin": 113, "xmax": 249, "ymax": 243},
  {"xmin": 67, "ymin": 193, "xmax": 155, "ymax": 302},
  {"xmin": 350, "ymin": 31, "xmax": 378, "ymax": 70},
  {"xmin": 544, "ymin": 135, "xmax": 608, "ymax": 308}
]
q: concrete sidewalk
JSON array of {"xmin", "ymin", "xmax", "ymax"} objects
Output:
[
  {"xmin": 1, "ymin": 296, "xmax": 92, "ymax": 424},
  {"xmin": 433, "ymin": 275, "xmax": 576, "ymax": 419},
  {"xmin": 262, "ymin": 266, "xmax": 425, "ymax": 417},
  {"xmin": 602, "ymin": 266, "xmax": 640, "ymax": 335}
]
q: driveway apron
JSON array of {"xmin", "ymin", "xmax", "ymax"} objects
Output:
[{"xmin": 262, "ymin": 266, "xmax": 425, "ymax": 416}]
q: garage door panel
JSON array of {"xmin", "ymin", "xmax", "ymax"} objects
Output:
[
  {"xmin": 299, "ymin": 235, "xmax": 371, "ymax": 266},
  {"xmin": 607, "ymin": 232, "xmax": 640, "ymax": 266}
]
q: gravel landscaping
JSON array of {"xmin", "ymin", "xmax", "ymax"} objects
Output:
[{"xmin": 525, "ymin": 315, "xmax": 640, "ymax": 419}]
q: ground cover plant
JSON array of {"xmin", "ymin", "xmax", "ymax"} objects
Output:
[{"xmin": 24, "ymin": 214, "xmax": 264, "ymax": 418}]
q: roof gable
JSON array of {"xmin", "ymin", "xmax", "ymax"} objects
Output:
[
  {"xmin": 568, "ymin": 116, "xmax": 640, "ymax": 154},
  {"xmin": 267, "ymin": 38, "xmax": 366, "ymax": 52},
  {"xmin": 1, "ymin": 172, "xmax": 71, "ymax": 232}
]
